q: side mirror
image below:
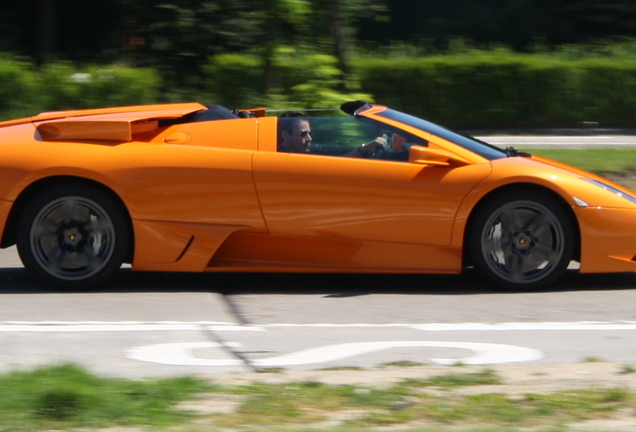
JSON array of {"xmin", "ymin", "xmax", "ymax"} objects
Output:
[{"xmin": 409, "ymin": 145, "xmax": 469, "ymax": 167}]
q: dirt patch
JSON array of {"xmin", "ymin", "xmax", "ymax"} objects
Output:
[
  {"xmin": 210, "ymin": 362, "xmax": 636, "ymax": 391},
  {"xmin": 602, "ymin": 170, "xmax": 636, "ymax": 192},
  {"xmin": 187, "ymin": 362, "xmax": 636, "ymax": 431}
]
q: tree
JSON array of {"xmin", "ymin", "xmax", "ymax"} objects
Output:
[
  {"xmin": 310, "ymin": 0, "xmax": 387, "ymax": 90},
  {"xmin": 328, "ymin": 0, "xmax": 352, "ymax": 91},
  {"xmin": 121, "ymin": 0, "xmax": 261, "ymax": 89},
  {"xmin": 0, "ymin": 0, "xmax": 122, "ymax": 63},
  {"xmin": 235, "ymin": 0, "xmax": 384, "ymax": 94},
  {"xmin": 257, "ymin": 0, "xmax": 311, "ymax": 93},
  {"xmin": 363, "ymin": 0, "xmax": 636, "ymax": 51},
  {"xmin": 549, "ymin": 0, "xmax": 636, "ymax": 43}
]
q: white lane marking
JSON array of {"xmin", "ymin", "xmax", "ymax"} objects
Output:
[
  {"xmin": 411, "ymin": 322, "xmax": 636, "ymax": 331},
  {"xmin": 0, "ymin": 322, "xmax": 264, "ymax": 332},
  {"xmin": 264, "ymin": 321, "xmax": 636, "ymax": 331},
  {"xmin": 126, "ymin": 341, "xmax": 543, "ymax": 367},
  {"xmin": 477, "ymin": 136, "xmax": 636, "ymax": 148},
  {"xmin": 2, "ymin": 321, "xmax": 636, "ymax": 332},
  {"xmin": 1, "ymin": 321, "xmax": 235, "ymax": 325},
  {"xmin": 0, "ymin": 321, "xmax": 636, "ymax": 332}
]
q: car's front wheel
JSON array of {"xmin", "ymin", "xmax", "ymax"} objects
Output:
[
  {"xmin": 468, "ymin": 190, "xmax": 575, "ymax": 290},
  {"xmin": 17, "ymin": 183, "xmax": 130, "ymax": 289}
]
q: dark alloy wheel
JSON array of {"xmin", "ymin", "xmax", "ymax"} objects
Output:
[
  {"xmin": 16, "ymin": 183, "xmax": 130, "ymax": 289},
  {"xmin": 469, "ymin": 190, "xmax": 575, "ymax": 290}
]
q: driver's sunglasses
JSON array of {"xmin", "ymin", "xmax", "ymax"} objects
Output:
[{"xmin": 299, "ymin": 130, "xmax": 312, "ymax": 138}]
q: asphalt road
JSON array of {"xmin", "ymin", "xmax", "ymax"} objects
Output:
[{"xmin": 2, "ymin": 245, "xmax": 636, "ymax": 378}]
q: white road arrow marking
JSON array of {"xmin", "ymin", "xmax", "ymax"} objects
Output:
[
  {"xmin": 126, "ymin": 340, "xmax": 543, "ymax": 367},
  {"xmin": 127, "ymin": 342, "xmax": 244, "ymax": 366}
]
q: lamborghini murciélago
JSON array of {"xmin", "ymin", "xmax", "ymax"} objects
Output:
[{"xmin": 1, "ymin": 100, "xmax": 635, "ymax": 290}]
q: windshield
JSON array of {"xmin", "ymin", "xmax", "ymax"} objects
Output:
[{"xmin": 374, "ymin": 109, "xmax": 507, "ymax": 161}]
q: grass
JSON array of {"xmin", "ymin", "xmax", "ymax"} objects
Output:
[
  {"xmin": 582, "ymin": 356, "xmax": 605, "ymax": 363},
  {"xmin": 316, "ymin": 366, "xmax": 367, "ymax": 371},
  {"xmin": 1, "ymin": 363, "xmax": 635, "ymax": 432},
  {"xmin": 381, "ymin": 369, "xmax": 496, "ymax": 391},
  {"xmin": 619, "ymin": 364, "xmax": 636, "ymax": 374},
  {"xmin": 215, "ymin": 372, "xmax": 633, "ymax": 430},
  {"xmin": 0, "ymin": 363, "xmax": 218, "ymax": 430},
  {"xmin": 379, "ymin": 360, "xmax": 427, "ymax": 368},
  {"xmin": 529, "ymin": 148, "xmax": 636, "ymax": 175},
  {"xmin": 523, "ymin": 148, "xmax": 636, "ymax": 191},
  {"xmin": 398, "ymin": 369, "xmax": 502, "ymax": 388}
]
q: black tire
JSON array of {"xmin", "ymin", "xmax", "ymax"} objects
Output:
[
  {"xmin": 468, "ymin": 190, "xmax": 575, "ymax": 290},
  {"xmin": 16, "ymin": 183, "xmax": 130, "ymax": 289}
]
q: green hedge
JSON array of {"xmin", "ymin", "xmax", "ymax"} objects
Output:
[
  {"xmin": 203, "ymin": 54, "xmax": 263, "ymax": 109},
  {"xmin": 205, "ymin": 51, "xmax": 636, "ymax": 129},
  {"xmin": 39, "ymin": 64, "xmax": 161, "ymax": 111},
  {"xmin": 354, "ymin": 53, "xmax": 636, "ymax": 129},
  {"xmin": 0, "ymin": 58, "xmax": 41, "ymax": 119},
  {"xmin": 0, "ymin": 59, "xmax": 161, "ymax": 121},
  {"xmin": 3, "ymin": 52, "xmax": 636, "ymax": 130}
]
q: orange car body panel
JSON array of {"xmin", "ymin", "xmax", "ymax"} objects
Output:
[
  {"xmin": 32, "ymin": 103, "xmax": 207, "ymax": 122},
  {"xmin": 251, "ymin": 153, "xmax": 490, "ymax": 260},
  {"xmin": 208, "ymin": 231, "xmax": 463, "ymax": 273},
  {"xmin": 2, "ymin": 102, "xmax": 636, "ymax": 276},
  {"xmin": 0, "ymin": 108, "xmax": 266, "ymax": 272},
  {"xmin": 575, "ymin": 207, "xmax": 636, "ymax": 273}
]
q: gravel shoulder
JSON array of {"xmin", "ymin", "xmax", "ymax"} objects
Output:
[
  {"xmin": 210, "ymin": 362, "xmax": 636, "ymax": 391},
  {"xmin": 189, "ymin": 362, "xmax": 636, "ymax": 431}
]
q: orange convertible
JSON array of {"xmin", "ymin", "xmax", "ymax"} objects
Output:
[{"xmin": 1, "ymin": 100, "xmax": 635, "ymax": 290}]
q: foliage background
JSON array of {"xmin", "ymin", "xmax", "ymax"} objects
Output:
[{"xmin": 0, "ymin": 0, "xmax": 635, "ymax": 129}]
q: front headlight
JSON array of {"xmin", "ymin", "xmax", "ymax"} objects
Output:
[{"xmin": 584, "ymin": 178, "xmax": 636, "ymax": 205}]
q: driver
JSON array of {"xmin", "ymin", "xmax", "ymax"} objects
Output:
[{"xmin": 278, "ymin": 111, "xmax": 387, "ymax": 157}]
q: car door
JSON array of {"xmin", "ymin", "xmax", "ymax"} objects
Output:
[
  {"xmin": 252, "ymin": 151, "xmax": 489, "ymax": 247},
  {"xmin": 250, "ymin": 114, "xmax": 493, "ymax": 272}
]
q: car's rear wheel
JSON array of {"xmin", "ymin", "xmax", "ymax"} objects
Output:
[
  {"xmin": 17, "ymin": 183, "xmax": 129, "ymax": 289},
  {"xmin": 468, "ymin": 190, "xmax": 575, "ymax": 290}
]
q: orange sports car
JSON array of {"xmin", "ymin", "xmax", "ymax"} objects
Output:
[{"xmin": 1, "ymin": 100, "xmax": 635, "ymax": 290}]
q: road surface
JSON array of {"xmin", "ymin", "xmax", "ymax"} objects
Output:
[{"xmin": 2, "ymin": 245, "xmax": 636, "ymax": 378}]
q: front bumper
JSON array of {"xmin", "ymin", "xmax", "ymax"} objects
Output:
[{"xmin": 576, "ymin": 206, "xmax": 636, "ymax": 273}]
